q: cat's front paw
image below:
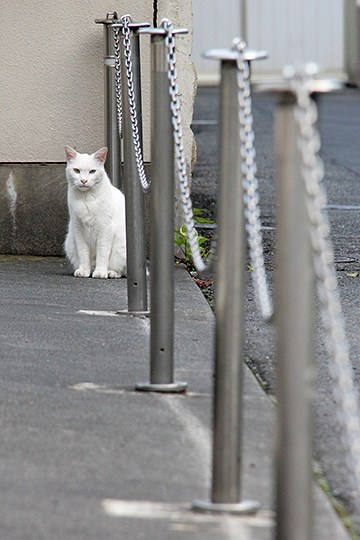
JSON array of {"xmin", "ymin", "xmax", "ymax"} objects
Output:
[
  {"xmin": 92, "ymin": 268, "xmax": 108, "ymax": 279},
  {"xmin": 108, "ymin": 270, "xmax": 121, "ymax": 279},
  {"xmin": 74, "ymin": 268, "xmax": 91, "ymax": 278}
]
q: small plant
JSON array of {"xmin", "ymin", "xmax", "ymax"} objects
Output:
[
  {"xmin": 174, "ymin": 208, "xmax": 213, "ymax": 271},
  {"xmin": 192, "ymin": 207, "xmax": 214, "ymax": 226},
  {"xmin": 174, "ymin": 224, "xmax": 208, "ymax": 271}
]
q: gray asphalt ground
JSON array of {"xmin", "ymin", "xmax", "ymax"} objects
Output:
[
  {"xmin": 0, "ymin": 256, "xmax": 349, "ymax": 540},
  {"xmin": 0, "ymin": 86, "xmax": 358, "ymax": 539}
]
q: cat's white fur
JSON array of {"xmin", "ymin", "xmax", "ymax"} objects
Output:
[{"xmin": 64, "ymin": 145, "xmax": 126, "ymax": 279}]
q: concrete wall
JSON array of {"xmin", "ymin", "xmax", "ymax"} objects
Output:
[
  {"xmin": 156, "ymin": 0, "xmax": 197, "ymax": 226},
  {"xmin": 0, "ymin": 165, "xmax": 68, "ymax": 256},
  {"xmin": 0, "ymin": 1, "xmax": 152, "ymax": 162},
  {"xmin": 0, "ymin": 1, "xmax": 195, "ymax": 256}
]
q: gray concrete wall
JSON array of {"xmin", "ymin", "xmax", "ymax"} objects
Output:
[{"xmin": 0, "ymin": 164, "xmax": 68, "ymax": 256}]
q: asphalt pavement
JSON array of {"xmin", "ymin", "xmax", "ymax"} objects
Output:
[
  {"xmin": 0, "ymin": 256, "xmax": 349, "ymax": 539},
  {"xmin": 0, "ymin": 85, "xmax": 359, "ymax": 539}
]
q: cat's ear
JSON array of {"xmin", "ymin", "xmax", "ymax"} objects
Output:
[
  {"xmin": 65, "ymin": 145, "xmax": 77, "ymax": 161},
  {"xmin": 94, "ymin": 147, "xmax": 108, "ymax": 164}
]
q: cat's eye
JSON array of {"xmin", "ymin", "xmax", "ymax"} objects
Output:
[
  {"xmin": 73, "ymin": 168, "xmax": 80, "ymax": 174},
  {"xmin": 89, "ymin": 170, "xmax": 96, "ymax": 174}
]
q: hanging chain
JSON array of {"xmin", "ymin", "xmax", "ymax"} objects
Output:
[
  {"xmin": 234, "ymin": 38, "xmax": 273, "ymax": 323},
  {"xmin": 291, "ymin": 68, "xmax": 360, "ymax": 497},
  {"xmin": 121, "ymin": 15, "xmax": 151, "ymax": 192},
  {"xmin": 113, "ymin": 23, "xmax": 123, "ymax": 138},
  {"xmin": 113, "ymin": 15, "xmax": 150, "ymax": 192},
  {"xmin": 162, "ymin": 18, "xmax": 215, "ymax": 274}
]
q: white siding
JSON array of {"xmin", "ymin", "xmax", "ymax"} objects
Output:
[
  {"xmin": 193, "ymin": 0, "xmax": 345, "ymax": 82},
  {"xmin": 192, "ymin": 0, "xmax": 241, "ymax": 81}
]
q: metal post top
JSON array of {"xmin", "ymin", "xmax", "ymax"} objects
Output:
[
  {"xmin": 95, "ymin": 13, "xmax": 150, "ymax": 30},
  {"xmin": 111, "ymin": 21, "xmax": 150, "ymax": 31},
  {"xmin": 255, "ymin": 78, "xmax": 345, "ymax": 94},
  {"xmin": 204, "ymin": 47, "xmax": 268, "ymax": 63},
  {"xmin": 95, "ymin": 12, "xmax": 119, "ymax": 25},
  {"xmin": 255, "ymin": 63, "xmax": 346, "ymax": 94},
  {"xmin": 137, "ymin": 27, "xmax": 188, "ymax": 36}
]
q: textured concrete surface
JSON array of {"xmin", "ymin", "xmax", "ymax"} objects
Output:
[
  {"xmin": 0, "ymin": 82, "xmax": 359, "ymax": 540},
  {"xmin": 0, "ymin": 164, "xmax": 68, "ymax": 255},
  {"xmin": 0, "ymin": 163, "xmax": 152, "ymax": 257},
  {"xmin": 0, "ymin": 257, "xmax": 349, "ymax": 539}
]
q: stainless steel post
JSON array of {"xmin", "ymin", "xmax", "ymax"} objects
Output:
[
  {"xmin": 193, "ymin": 46, "xmax": 266, "ymax": 514},
  {"xmin": 344, "ymin": 0, "xmax": 360, "ymax": 86},
  {"xmin": 255, "ymin": 73, "xmax": 344, "ymax": 540},
  {"xmin": 275, "ymin": 90, "xmax": 314, "ymax": 540},
  {"xmin": 116, "ymin": 23, "xmax": 149, "ymax": 315},
  {"xmin": 136, "ymin": 27, "xmax": 188, "ymax": 393},
  {"xmin": 95, "ymin": 13, "xmax": 122, "ymax": 189},
  {"xmin": 240, "ymin": 0, "xmax": 248, "ymax": 43}
]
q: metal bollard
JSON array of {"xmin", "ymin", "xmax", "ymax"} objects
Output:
[
  {"xmin": 112, "ymin": 19, "xmax": 150, "ymax": 315},
  {"xmin": 257, "ymin": 72, "xmax": 344, "ymax": 540},
  {"xmin": 136, "ymin": 26, "xmax": 188, "ymax": 393},
  {"xmin": 95, "ymin": 13, "xmax": 122, "ymax": 189},
  {"xmin": 275, "ymin": 88, "xmax": 314, "ymax": 540},
  {"xmin": 193, "ymin": 46, "xmax": 266, "ymax": 514},
  {"xmin": 344, "ymin": 0, "xmax": 360, "ymax": 86}
]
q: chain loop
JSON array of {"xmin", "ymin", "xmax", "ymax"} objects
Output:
[
  {"xmin": 290, "ymin": 68, "xmax": 360, "ymax": 497},
  {"xmin": 113, "ymin": 23, "xmax": 123, "ymax": 138},
  {"xmin": 113, "ymin": 15, "xmax": 151, "ymax": 192},
  {"xmin": 162, "ymin": 18, "xmax": 215, "ymax": 274},
  {"xmin": 234, "ymin": 38, "xmax": 273, "ymax": 323},
  {"xmin": 121, "ymin": 15, "xmax": 151, "ymax": 192},
  {"xmin": 163, "ymin": 23, "xmax": 271, "ymax": 292}
]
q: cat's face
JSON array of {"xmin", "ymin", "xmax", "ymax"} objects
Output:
[{"xmin": 64, "ymin": 146, "xmax": 108, "ymax": 192}]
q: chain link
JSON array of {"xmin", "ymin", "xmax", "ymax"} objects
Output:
[
  {"xmin": 290, "ymin": 68, "xmax": 360, "ymax": 497},
  {"xmin": 163, "ymin": 22, "xmax": 272, "ymax": 293},
  {"xmin": 234, "ymin": 38, "xmax": 274, "ymax": 323},
  {"xmin": 113, "ymin": 15, "xmax": 151, "ymax": 192},
  {"xmin": 113, "ymin": 24, "xmax": 123, "ymax": 138},
  {"xmin": 162, "ymin": 19, "xmax": 216, "ymax": 274},
  {"xmin": 121, "ymin": 15, "xmax": 151, "ymax": 192},
  {"xmin": 114, "ymin": 14, "xmax": 360, "ymax": 501}
]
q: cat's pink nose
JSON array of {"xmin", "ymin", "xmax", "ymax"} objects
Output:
[{"xmin": 80, "ymin": 179, "xmax": 87, "ymax": 185}]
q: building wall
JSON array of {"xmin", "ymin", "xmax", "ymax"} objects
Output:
[
  {"xmin": 0, "ymin": 1, "xmax": 195, "ymax": 255},
  {"xmin": 157, "ymin": 0, "xmax": 197, "ymax": 227},
  {"xmin": 193, "ymin": 0, "xmax": 345, "ymax": 82},
  {"xmin": 0, "ymin": 1, "xmax": 152, "ymax": 163}
]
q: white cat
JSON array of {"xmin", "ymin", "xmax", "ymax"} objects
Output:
[{"xmin": 64, "ymin": 145, "xmax": 126, "ymax": 278}]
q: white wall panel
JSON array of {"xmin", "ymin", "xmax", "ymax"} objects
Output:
[
  {"xmin": 193, "ymin": 0, "xmax": 345, "ymax": 82},
  {"xmin": 192, "ymin": 0, "xmax": 241, "ymax": 82}
]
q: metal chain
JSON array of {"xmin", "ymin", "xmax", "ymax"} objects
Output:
[
  {"xmin": 113, "ymin": 24, "xmax": 123, "ymax": 138},
  {"xmin": 162, "ymin": 18, "xmax": 215, "ymax": 274},
  {"xmin": 234, "ymin": 38, "xmax": 274, "ymax": 323},
  {"xmin": 121, "ymin": 15, "xmax": 151, "ymax": 192},
  {"xmin": 291, "ymin": 68, "xmax": 360, "ymax": 497}
]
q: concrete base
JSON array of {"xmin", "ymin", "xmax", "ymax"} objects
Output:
[
  {"xmin": 0, "ymin": 163, "xmax": 68, "ymax": 256},
  {"xmin": 0, "ymin": 163, "xmax": 153, "ymax": 257}
]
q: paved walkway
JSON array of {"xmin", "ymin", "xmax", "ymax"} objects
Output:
[{"xmin": 0, "ymin": 256, "xmax": 349, "ymax": 539}]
